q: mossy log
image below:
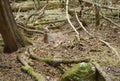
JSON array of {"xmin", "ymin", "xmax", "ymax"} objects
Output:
[
  {"xmin": 21, "ymin": 66, "xmax": 45, "ymax": 81},
  {"xmin": 61, "ymin": 62, "xmax": 110, "ymax": 81},
  {"xmin": 33, "ymin": 19, "xmax": 67, "ymax": 25},
  {"xmin": 62, "ymin": 62, "xmax": 96, "ymax": 81},
  {"xmin": 11, "ymin": 1, "xmax": 62, "ymax": 12},
  {"xmin": 18, "ymin": 54, "xmax": 45, "ymax": 81},
  {"xmin": 28, "ymin": 48, "xmax": 90, "ymax": 66}
]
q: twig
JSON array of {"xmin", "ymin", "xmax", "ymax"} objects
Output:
[
  {"xmin": 99, "ymin": 39, "xmax": 120, "ymax": 60},
  {"xmin": 75, "ymin": 12, "xmax": 120, "ymax": 61},
  {"xmin": 15, "ymin": 6, "xmax": 22, "ymax": 20},
  {"xmin": 100, "ymin": 13, "xmax": 120, "ymax": 28},
  {"xmin": 75, "ymin": 10, "xmax": 93, "ymax": 37},
  {"xmin": 34, "ymin": 19, "xmax": 67, "ymax": 25},
  {"xmin": 66, "ymin": 0, "xmax": 80, "ymax": 40},
  {"xmin": 32, "ymin": 0, "xmax": 38, "ymax": 10},
  {"xmin": 17, "ymin": 22, "xmax": 44, "ymax": 34},
  {"xmin": 82, "ymin": 0, "xmax": 120, "ymax": 10},
  {"xmin": 17, "ymin": 54, "xmax": 29, "ymax": 67}
]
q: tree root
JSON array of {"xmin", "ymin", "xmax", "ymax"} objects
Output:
[
  {"xmin": 17, "ymin": 54, "xmax": 45, "ymax": 81},
  {"xmin": 66, "ymin": 0, "xmax": 80, "ymax": 41},
  {"xmin": 92, "ymin": 62, "xmax": 112, "ymax": 81},
  {"xmin": 75, "ymin": 11, "xmax": 120, "ymax": 61},
  {"xmin": 28, "ymin": 48, "xmax": 90, "ymax": 66}
]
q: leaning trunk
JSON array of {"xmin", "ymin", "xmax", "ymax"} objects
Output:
[{"xmin": 0, "ymin": 0, "xmax": 27, "ymax": 53}]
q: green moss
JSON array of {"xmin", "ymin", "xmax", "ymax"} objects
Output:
[
  {"xmin": 62, "ymin": 62, "xmax": 96, "ymax": 81},
  {"xmin": 21, "ymin": 66, "xmax": 45, "ymax": 81}
]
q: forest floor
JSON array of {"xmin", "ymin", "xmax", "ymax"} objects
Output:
[{"xmin": 0, "ymin": 0, "xmax": 120, "ymax": 81}]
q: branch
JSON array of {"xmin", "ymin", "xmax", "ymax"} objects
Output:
[
  {"xmin": 75, "ymin": 12, "xmax": 120, "ymax": 61},
  {"xmin": 99, "ymin": 39, "xmax": 120, "ymax": 60},
  {"xmin": 82, "ymin": 0, "xmax": 120, "ymax": 10},
  {"xmin": 66, "ymin": 0, "xmax": 80, "ymax": 40},
  {"xmin": 75, "ymin": 10, "xmax": 93, "ymax": 37},
  {"xmin": 92, "ymin": 62, "xmax": 112, "ymax": 81},
  {"xmin": 100, "ymin": 13, "xmax": 120, "ymax": 28},
  {"xmin": 17, "ymin": 54, "xmax": 45, "ymax": 81},
  {"xmin": 17, "ymin": 22, "xmax": 44, "ymax": 34},
  {"xmin": 28, "ymin": 48, "xmax": 90, "ymax": 66}
]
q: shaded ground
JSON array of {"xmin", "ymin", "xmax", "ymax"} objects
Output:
[
  {"xmin": 0, "ymin": 19, "xmax": 120, "ymax": 81},
  {"xmin": 0, "ymin": 0, "xmax": 120, "ymax": 81}
]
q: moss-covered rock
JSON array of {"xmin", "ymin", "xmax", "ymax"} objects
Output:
[{"xmin": 62, "ymin": 62, "xmax": 96, "ymax": 81}]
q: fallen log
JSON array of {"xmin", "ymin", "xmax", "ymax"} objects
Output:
[
  {"xmin": 11, "ymin": 1, "xmax": 62, "ymax": 12},
  {"xmin": 28, "ymin": 48, "xmax": 90, "ymax": 66}
]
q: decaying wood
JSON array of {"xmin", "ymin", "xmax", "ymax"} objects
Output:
[
  {"xmin": 75, "ymin": 11, "xmax": 92, "ymax": 37},
  {"xmin": 17, "ymin": 22, "xmax": 44, "ymax": 34},
  {"xmin": 75, "ymin": 12, "xmax": 120, "ymax": 61},
  {"xmin": 94, "ymin": 1, "xmax": 100, "ymax": 27},
  {"xmin": 99, "ymin": 39, "xmax": 120, "ymax": 61},
  {"xmin": 66, "ymin": 0, "xmax": 80, "ymax": 41},
  {"xmin": 100, "ymin": 13, "xmax": 120, "ymax": 28},
  {"xmin": 11, "ymin": 1, "xmax": 35, "ymax": 11},
  {"xmin": 80, "ymin": 0, "xmax": 120, "ymax": 28},
  {"xmin": 25, "ymin": 3, "xmax": 48, "ymax": 25},
  {"xmin": 82, "ymin": 0, "xmax": 120, "ymax": 10},
  {"xmin": 28, "ymin": 48, "xmax": 90, "ymax": 66},
  {"xmin": 34, "ymin": 19, "xmax": 67, "ymax": 25},
  {"xmin": 18, "ymin": 54, "xmax": 30, "ymax": 66},
  {"xmin": 92, "ymin": 62, "xmax": 112, "ymax": 81},
  {"xmin": 17, "ymin": 54, "xmax": 45, "ymax": 81},
  {"xmin": 11, "ymin": 1, "xmax": 62, "ymax": 12}
]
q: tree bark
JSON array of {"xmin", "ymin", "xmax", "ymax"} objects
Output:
[{"xmin": 0, "ymin": 0, "xmax": 27, "ymax": 53}]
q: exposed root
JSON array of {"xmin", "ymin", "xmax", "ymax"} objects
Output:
[
  {"xmin": 17, "ymin": 54, "xmax": 45, "ymax": 81},
  {"xmin": 92, "ymin": 62, "xmax": 112, "ymax": 81},
  {"xmin": 28, "ymin": 48, "xmax": 90, "ymax": 66},
  {"xmin": 75, "ymin": 12, "xmax": 120, "ymax": 61},
  {"xmin": 66, "ymin": 0, "xmax": 80, "ymax": 41}
]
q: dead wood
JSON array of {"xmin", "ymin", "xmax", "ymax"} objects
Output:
[
  {"xmin": 75, "ymin": 12, "xmax": 120, "ymax": 61},
  {"xmin": 17, "ymin": 54, "xmax": 45, "ymax": 81},
  {"xmin": 34, "ymin": 19, "xmax": 67, "ymax": 25},
  {"xmin": 100, "ymin": 13, "xmax": 120, "ymax": 28},
  {"xmin": 25, "ymin": 3, "xmax": 48, "ymax": 25},
  {"xmin": 11, "ymin": 1, "xmax": 61, "ymax": 12},
  {"xmin": 17, "ymin": 22, "xmax": 44, "ymax": 34},
  {"xmin": 28, "ymin": 48, "xmax": 90, "ymax": 66},
  {"xmin": 66, "ymin": 0, "xmax": 80, "ymax": 41},
  {"xmin": 92, "ymin": 62, "xmax": 112, "ymax": 81},
  {"xmin": 81, "ymin": 0, "xmax": 120, "ymax": 10}
]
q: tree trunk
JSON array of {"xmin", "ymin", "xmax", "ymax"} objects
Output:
[
  {"xmin": 0, "ymin": 0, "xmax": 28, "ymax": 53},
  {"xmin": 94, "ymin": 0, "xmax": 100, "ymax": 27}
]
